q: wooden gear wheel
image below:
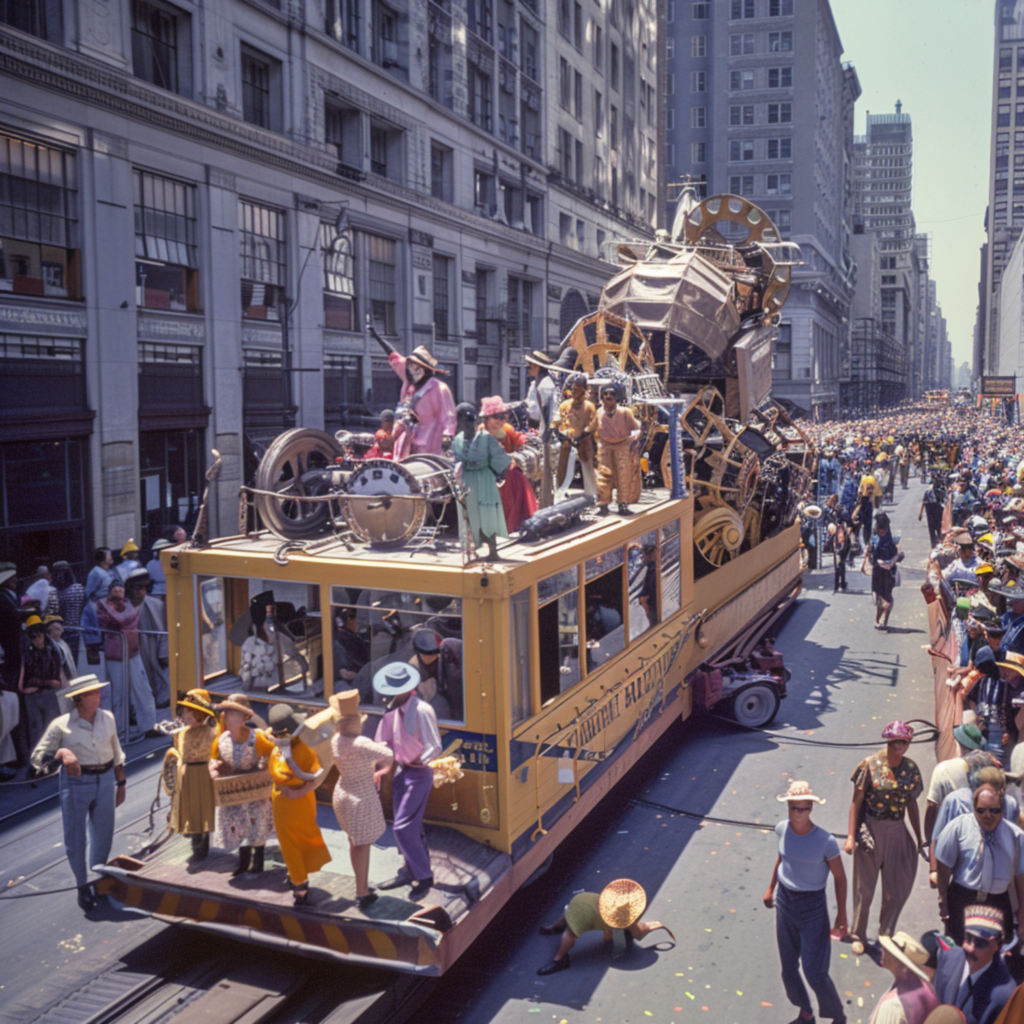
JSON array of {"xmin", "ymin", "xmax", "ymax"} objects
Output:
[
  {"xmin": 693, "ymin": 507, "xmax": 745, "ymax": 569},
  {"xmin": 561, "ymin": 310, "xmax": 661, "ymax": 380}
]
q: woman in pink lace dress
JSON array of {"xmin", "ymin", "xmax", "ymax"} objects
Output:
[{"xmin": 331, "ymin": 690, "xmax": 394, "ymax": 909}]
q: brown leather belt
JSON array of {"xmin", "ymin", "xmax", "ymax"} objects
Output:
[{"xmin": 79, "ymin": 761, "xmax": 114, "ymax": 775}]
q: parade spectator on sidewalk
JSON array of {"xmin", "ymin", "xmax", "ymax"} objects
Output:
[
  {"xmin": 0, "ymin": 563, "xmax": 27, "ymax": 766},
  {"xmin": 45, "ymin": 615, "xmax": 76, "ymax": 683},
  {"xmin": 846, "ymin": 721, "xmax": 926, "ymax": 956},
  {"xmin": 125, "ymin": 569, "xmax": 170, "ymax": 708},
  {"xmin": 925, "ymin": 741, "xmax": 999, "ymax": 848},
  {"xmin": 763, "ymin": 780, "xmax": 848, "ymax": 1024},
  {"xmin": 869, "ymin": 932, "xmax": 940, "ymax": 1024},
  {"xmin": 97, "ymin": 583, "xmax": 157, "ymax": 738},
  {"xmin": 19, "ymin": 614, "xmax": 65, "ymax": 751},
  {"xmin": 146, "ymin": 539, "xmax": 172, "ymax": 598},
  {"xmin": 85, "ymin": 548, "xmax": 115, "ymax": 604},
  {"xmin": 53, "ymin": 562, "xmax": 86, "ymax": 659}
]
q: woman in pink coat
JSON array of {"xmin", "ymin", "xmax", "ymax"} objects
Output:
[{"xmin": 388, "ymin": 347, "xmax": 457, "ymax": 459}]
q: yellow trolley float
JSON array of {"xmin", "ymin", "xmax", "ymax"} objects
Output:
[{"xmin": 97, "ymin": 190, "xmax": 812, "ymax": 977}]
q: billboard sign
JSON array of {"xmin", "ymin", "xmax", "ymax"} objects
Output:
[{"xmin": 982, "ymin": 376, "xmax": 1015, "ymax": 397}]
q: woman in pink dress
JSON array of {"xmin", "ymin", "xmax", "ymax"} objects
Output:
[
  {"xmin": 330, "ymin": 689, "xmax": 394, "ymax": 909},
  {"xmin": 480, "ymin": 396, "xmax": 539, "ymax": 533},
  {"xmin": 387, "ymin": 347, "xmax": 457, "ymax": 459}
]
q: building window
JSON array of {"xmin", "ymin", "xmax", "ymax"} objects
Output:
[
  {"xmin": 692, "ymin": 1, "xmax": 708, "ymax": 16},
  {"xmin": 322, "ymin": 223, "xmax": 355, "ymax": 331},
  {"xmin": 595, "ymin": 90, "xmax": 605, "ymax": 135},
  {"xmin": 666, "ymin": 108, "xmax": 674, "ymax": 131},
  {"xmin": 691, "ymin": 141, "xmax": 706, "ymax": 162},
  {"xmin": 768, "ymin": 30, "xmax": 792, "ymax": 51},
  {"xmin": 729, "ymin": 33, "xmax": 754, "ymax": 55},
  {"xmin": 0, "ymin": 132, "xmax": 80, "ymax": 300},
  {"xmin": 241, "ymin": 46, "xmax": 280, "ymax": 130},
  {"xmin": 610, "ymin": 43, "xmax": 619, "ymax": 91},
  {"xmin": 325, "ymin": 102, "xmax": 361, "ymax": 174},
  {"xmin": 730, "ymin": 0, "xmax": 754, "ymax": 18},
  {"xmin": 767, "ymin": 137, "xmax": 791, "ymax": 159},
  {"xmin": 369, "ymin": 123, "xmax": 403, "ymax": 180},
  {"xmin": 691, "ymin": 106, "xmax": 706, "ymax": 128},
  {"xmin": 239, "ymin": 200, "xmax": 285, "ymax": 321},
  {"xmin": 432, "ymin": 255, "xmax": 451, "ymax": 339},
  {"xmin": 134, "ymin": 169, "xmax": 199, "ymax": 312},
  {"xmin": 521, "ymin": 20, "xmax": 539, "ymax": 80},
  {"xmin": 730, "ymin": 69, "xmax": 754, "ymax": 90},
  {"xmin": 730, "ymin": 104, "xmax": 754, "ymax": 125},
  {"xmin": 573, "ymin": 0, "xmax": 582, "ymax": 48},
  {"xmin": 366, "ymin": 233, "xmax": 397, "ymax": 336},
  {"xmin": 1, "ymin": 0, "xmax": 62, "ymax": 41},
  {"xmin": 371, "ymin": 0, "xmax": 407, "ymax": 76},
  {"xmin": 767, "ymin": 66, "xmax": 792, "ymax": 88},
  {"xmin": 507, "ymin": 275, "xmax": 533, "ymax": 348},
  {"xmin": 558, "ymin": 128, "xmax": 573, "ymax": 178},
  {"xmin": 769, "ymin": 0, "xmax": 792, "ymax": 13},
  {"xmin": 325, "ymin": 0, "xmax": 359, "ymax": 50},
  {"xmin": 470, "ymin": 0, "xmax": 493, "ymax": 42},
  {"xmin": 999, "ymin": 105, "xmax": 1011, "ymax": 128},
  {"xmin": 769, "ymin": 208, "xmax": 791, "ymax": 234},
  {"xmin": 766, "ymin": 173, "xmax": 791, "ymax": 194},
  {"xmin": 691, "ymin": 34, "xmax": 706, "ymax": 57},
  {"xmin": 691, "ymin": 70, "xmax": 706, "ymax": 92},
  {"xmin": 428, "ymin": 24, "xmax": 454, "ymax": 107},
  {"xmin": 557, "ymin": 0, "xmax": 569, "ymax": 37},
  {"xmin": 1016, "ymin": 102, "xmax": 1024, "ymax": 126},
  {"xmin": 131, "ymin": 0, "xmax": 188, "ymax": 95},
  {"xmin": 730, "ymin": 140, "xmax": 754, "ymax": 161},
  {"xmin": 575, "ymin": 139, "xmax": 584, "ymax": 185},
  {"xmin": 559, "ymin": 212, "xmax": 572, "ymax": 247},
  {"xmin": 431, "ymin": 143, "xmax": 453, "ymax": 202},
  {"xmin": 729, "ymin": 175, "xmax": 754, "ymax": 195},
  {"xmin": 610, "ymin": 105, "xmax": 619, "ymax": 148},
  {"xmin": 767, "ymin": 102, "xmax": 792, "ymax": 123},
  {"xmin": 469, "ymin": 64, "xmax": 493, "ymax": 131},
  {"xmin": 559, "ymin": 57, "xmax": 571, "ymax": 109},
  {"xmin": 593, "ymin": 23, "xmax": 604, "ymax": 68},
  {"xmin": 574, "ymin": 70, "xmax": 583, "ymax": 119},
  {"xmin": 772, "ymin": 322, "xmax": 791, "ymax": 377},
  {"xmin": 474, "ymin": 168, "xmax": 496, "ymax": 213},
  {"xmin": 497, "ymin": 0, "xmax": 515, "ymax": 59},
  {"xmin": 323, "ymin": 353, "xmax": 363, "ymax": 431}
]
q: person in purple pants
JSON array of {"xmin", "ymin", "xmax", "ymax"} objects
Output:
[{"xmin": 373, "ymin": 663, "xmax": 442, "ymax": 903}]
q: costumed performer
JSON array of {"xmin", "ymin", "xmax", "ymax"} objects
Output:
[
  {"xmin": 165, "ymin": 688, "xmax": 217, "ymax": 860},
  {"xmin": 209, "ymin": 695, "xmax": 275, "ymax": 874},
  {"xmin": 525, "ymin": 350, "xmax": 558, "ymax": 507},
  {"xmin": 373, "ymin": 664, "xmax": 442, "ymax": 903},
  {"xmin": 595, "ymin": 385, "xmax": 642, "ymax": 516},
  {"xmin": 480, "ymin": 395, "xmax": 539, "ymax": 533},
  {"xmin": 386, "ymin": 345, "xmax": 457, "ymax": 459},
  {"xmin": 556, "ymin": 373, "xmax": 598, "ymax": 496},
  {"xmin": 451, "ymin": 401, "xmax": 511, "ymax": 561},
  {"xmin": 330, "ymin": 689, "xmax": 394, "ymax": 908},
  {"xmin": 267, "ymin": 702, "xmax": 331, "ymax": 904}
]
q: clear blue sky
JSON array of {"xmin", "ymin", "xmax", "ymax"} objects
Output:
[{"xmin": 830, "ymin": 0, "xmax": 992, "ymax": 368}]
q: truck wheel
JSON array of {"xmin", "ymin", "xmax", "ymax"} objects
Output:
[{"xmin": 731, "ymin": 683, "xmax": 780, "ymax": 728}]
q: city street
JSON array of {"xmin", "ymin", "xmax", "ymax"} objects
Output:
[{"xmin": 0, "ymin": 478, "xmax": 944, "ymax": 1024}]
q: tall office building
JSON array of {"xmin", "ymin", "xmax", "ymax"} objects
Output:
[
  {"xmin": 664, "ymin": 0, "xmax": 855, "ymax": 418},
  {"xmin": 0, "ymin": 0, "xmax": 659, "ymax": 568}
]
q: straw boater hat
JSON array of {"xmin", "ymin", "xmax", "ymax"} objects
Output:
[
  {"xmin": 151, "ymin": 538, "xmax": 173, "ymax": 552},
  {"xmin": 178, "ymin": 688, "xmax": 216, "ymax": 718},
  {"xmin": 597, "ymin": 879, "xmax": 647, "ymax": 930},
  {"xmin": 802, "ymin": 504, "xmax": 823, "ymax": 520},
  {"xmin": 373, "ymin": 663, "xmax": 421, "ymax": 698},
  {"xmin": 63, "ymin": 674, "xmax": 109, "ymax": 700},
  {"xmin": 777, "ymin": 780, "xmax": 826, "ymax": 804},
  {"xmin": 406, "ymin": 346, "xmax": 447, "ymax": 373},
  {"xmin": 878, "ymin": 932, "xmax": 932, "ymax": 982}
]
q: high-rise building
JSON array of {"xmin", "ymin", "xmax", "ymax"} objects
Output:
[
  {"xmin": 664, "ymin": 0, "xmax": 854, "ymax": 418},
  {"xmin": 0, "ymin": 0, "xmax": 659, "ymax": 568}
]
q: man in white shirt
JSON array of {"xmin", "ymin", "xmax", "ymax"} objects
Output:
[
  {"xmin": 525, "ymin": 350, "xmax": 559, "ymax": 508},
  {"xmin": 30, "ymin": 674, "xmax": 127, "ymax": 911}
]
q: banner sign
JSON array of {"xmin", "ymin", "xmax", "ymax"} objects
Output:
[{"xmin": 981, "ymin": 376, "xmax": 1015, "ymax": 397}]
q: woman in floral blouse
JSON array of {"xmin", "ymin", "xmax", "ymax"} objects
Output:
[{"xmin": 844, "ymin": 720, "xmax": 927, "ymax": 955}]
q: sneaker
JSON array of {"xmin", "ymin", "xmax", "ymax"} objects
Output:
[{"xmin": 537, "ymin": 955, "xmax": 572, "ymax": 976}]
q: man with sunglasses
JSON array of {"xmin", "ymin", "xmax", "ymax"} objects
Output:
[
  {"xmin": 932, "ymin": 904, "xmax": 1016, "ymax": 1024},
  {"xmin": 934, "ymin": 782, "xmax": 1024, "ymax": 946}
]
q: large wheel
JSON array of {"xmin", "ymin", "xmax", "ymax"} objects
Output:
[
  {"xmin": 255, "ymin": 428, "xmax": 343, "ymax": 540},
  {"xmin": 730, "ymin": 682, "xmax": 780, "ymax": 728}
]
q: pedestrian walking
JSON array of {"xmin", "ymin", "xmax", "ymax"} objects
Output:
[
  {"xmin": 763, "ymin": 780, "xmax": 848, "ymax": 1024},
  {"xmin": 29, "ymin": 674, "xmax": 127, "ymax": 911},
  {"xmin": 845, "ymin": 721, "xmax": 927, "ymax": 955},
  {"xmin": 869, "ymin": 933, "xmax": 940, "ymax": 1024},
  {"xmin": 865, "ymin": 512, "xmax": 900, "ymax": 630}
]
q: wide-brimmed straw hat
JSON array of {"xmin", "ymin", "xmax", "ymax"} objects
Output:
[
  {"xmin": 524, "ymin": 349, "xmax": 555, "ymax": 369},
  {"xmin": 217, "ymin": 697, "xmax": 256, "ymax": 715},
  {"xmin": 802, "ymin": 504, "xmax": 823, "ymax": 520},
  {"xmin": 178, "ymin": 688, "xmax": 216, "ymax": 718},
  {"xmin": 597, "ymin": 879, "xmax": 647, "ymax": 930},
  {"xmin": 878, "ymin": 932, "xmax": 931, "ymax": 982},
  {"xmin": 997, "ymin": 651, "xmax": 1024, "ymax": 678},
  {"xmin": 407, "ymin": 346, "xmax": 447, "ymax": 373},
  {"xmin": 63, "ymin": 674, "xmax": 109, "ymax": 700},
  {"xmin": 373, "ymin": 663, "xmax": 421, "ymax": 697},
  {"xmin": 777, "ymin": 780, "xmax": 826, "ymax": 804}
]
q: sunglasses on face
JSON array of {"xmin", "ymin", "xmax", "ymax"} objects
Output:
[
  {"xmin": 976, "ymin": 806, "xmax": 1004, "ymax": 816},
  {"xmin": 790, "ymin": 804, "xmax": 813, "ymax": 812},
  {"xmin": 964, "ymin": 934, "xmax": 996, "ymax": 949}
]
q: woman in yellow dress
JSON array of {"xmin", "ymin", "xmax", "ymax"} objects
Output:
[
  {"xmin": 165, "ymin": 688, "xmax": 218, "ymax": 860},
  {"xmin": 267, "ymin": 703, "xmax": 331, "ymax": 904}
]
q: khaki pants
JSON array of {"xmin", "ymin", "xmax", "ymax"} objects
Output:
[
  {"xmin": 597, "ymin": 441, "xmax": 642, "ymax": 506},
  {"xmin": 851, "ymin": 816, "xmax": 917, "ymax": 941}
]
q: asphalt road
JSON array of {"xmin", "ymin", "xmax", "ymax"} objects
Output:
[{"xmin": 424, "ymin": 477, "xmax": 941, "ymax": 1024}]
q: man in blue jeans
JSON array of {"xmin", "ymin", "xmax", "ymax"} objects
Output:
[{"xmin": 765, "ymin": 780, "xmax": 848, "ymax": 1024}]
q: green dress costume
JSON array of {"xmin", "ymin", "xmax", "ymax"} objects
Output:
[{"xmin": 452, "ymin": 430, "xmax": 512, "ymax": 546}]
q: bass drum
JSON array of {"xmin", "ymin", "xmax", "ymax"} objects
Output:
[{"xmin": 342, "ymin": 455, "xmax": 455, "ymax": 548}]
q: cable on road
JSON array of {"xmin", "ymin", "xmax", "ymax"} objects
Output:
[{"xmin": 713, "ymin": 715, "xmax": 941, "ymax": 749}]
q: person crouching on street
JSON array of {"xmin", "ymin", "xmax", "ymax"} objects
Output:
[
  {"xmin": 30, "ymin": 674, "xmax": 126, "ymax": 911},
  {"xmin": 536, "ymin": 878, "xmax": 674, "ymax": 975},
  {"xmin": 764, "ymin": 780, "xmax": 849, "ymax": 1024}
]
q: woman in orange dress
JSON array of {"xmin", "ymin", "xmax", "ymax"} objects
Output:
[
  {"xmin": 267, "ymin": 704, "xmax": 331, "ymax": 904},
  {"xmin": 480, "ymin": 395, "xmax": 539, "ymax": 533}
]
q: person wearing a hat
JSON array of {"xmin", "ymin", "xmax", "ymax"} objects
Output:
[
  {"xmin": 406, "ymin": 629, "xmax": 452, "ymax": 719},
  {"xmin": 209, "ymin": 696, "xmax": 275, "ymax": 874},
  {"xmin": 29, "ymin": 675, "xmax": 126, "ymax": 910},
  {"xmin": 971, "ymin": 565, "xmax": 998, "ymax": 617},
  {"xmin": 373, "ymin": 663, "xmax": 442, "ymax": 901},
  {"xmin": 935, "ymin": 782, "xmax": 1024, "ymax": 949},
  {"xmin": 97, "ymin": 581, "xmax": 158, "ymax": 738},
  {"xmin": 113, "ymin": 539, "xmax": 142, "ymax": 586},
  {"xmin": 764, "ymin": 780, "xmax": 848, "ymax": 1024},
  {"xmin": 386, "ymin": 344, "xmax": 456, "ymax": 461},
  {"xmin": 125, "ymin": 568, "xmax": 169, "ymax": 708},
  {"xmin": 240, "ymin": 591, "xmax": 308, "ymax": 693},
  {"xmin": 964, "ymin": 648, "xmax": 1023, "ymax": 768},
  {"xmin": 329, "ymin": 689, "xmax": 394, "ymax": 908},
  {"xmin": 994, "ymin": 579, "xmax": 1024, "ymax": 656},
  {"xmin": 165, "ymin": 688, "xmax": 217, "ymax": 860},
  {"xmin": 845, "ymin": 721, "xmax": 926, "ymax": 956},
  {"xmin": 333, "ymin": 607, "xmax": 369, "ymax": 685},
  {"xmin": 932, "ymin": 905, "xmax": 1016, "ymax": 1024},
  {"xmin": 451, "ymin": 401, "xmax": 512, "ymax": 561},
  {"xmin": 146, "ymin": 538, "xmax": 173, "ymax": 597},
  {"xmin": 481, "ymin": 395, "xmax": 540, "ymax": 532},
  {"xmin": 266, "ymin": 703, "xmax": 331, "ymax": 904},
  {"xmin": 525, "ymin": 350, "xmax": 558, "ymax": 507},
  {"xmin": 944, "ymin": 535, "xmax": 981, "ymax": 581},
  {"xmin": 925, "ymin": 746, "xmax": 1001, "ymax": 868},
  {"xmin": 19, "ymin": 613, "xmax": 66, "ymax": 751},
  {"xmin": 556, "ymin": 373, "xmax": 599, "ymax": 497},
  {"xmin": 920, "ymin": 481, "xmax": 946, "ymax": 548},
  {"xmin": 45, "ymin": 614, "xmax": 75, "ymax": 682},
  {"xmin": 869, "ymin": 932, "xmax": 940, "ymax": 1024},
  {"xmin": 536, "ymin": 878, "xmax": 674, "ymax": 975},
  {"xmin": 595, "ymin": 385, "xmax": 643, "ymax": 516}
]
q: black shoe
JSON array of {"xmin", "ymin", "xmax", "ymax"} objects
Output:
[
  {"xmin": 357, "ymin": 891, "xmax": 379, "ymax": 910},
  {"xmin": 293, "ymin": 885, "xmax": 310, "ymax": 906},
  {"xmin": 233, "ymin": 847, "xmax": 252, "ymax": 875},
  {"xmin": 539, "ymin": 923, "xmax": 566, "ymax": 935},
  {"xmin": 375, "ymin": 873, "xmax": 412, "ymax": 891},
  {"xmin": 77, "ymin": 884, "xmax": 97, "ymax": 911},
  {"xmin": 537, "ymin": 955, "xmax": 571, "ymax": 976},
  {"xmin": 617, "ymin": 503, "xmax": 633, "ymax": 516},
  {"xmin": 248, "ymin": 846, "xmax": 265, "ymax": 874},
  {"xmin": 190, "ymin": 834, "xmax": 210, "ymax": 861},
  {"xmin": 596, "ymin": 505, "xmax": 610, "ymax": 516},
  {"xmin": 407, "ymin": 878, "xmax": 434, "ymax": 902}
]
